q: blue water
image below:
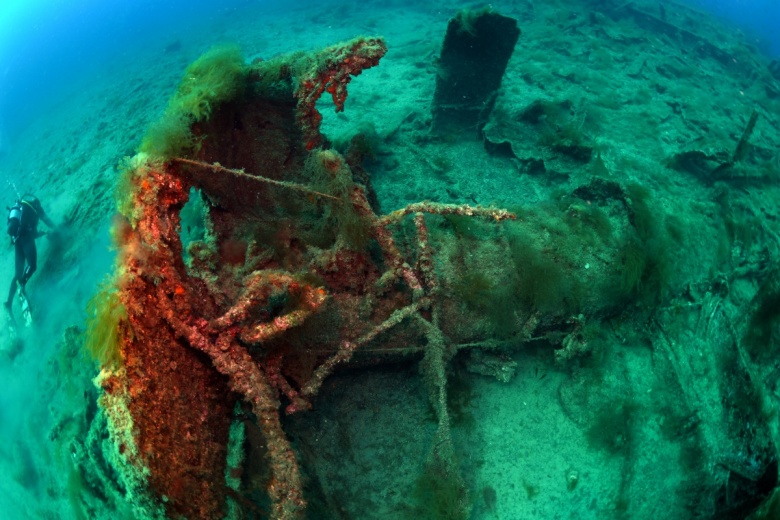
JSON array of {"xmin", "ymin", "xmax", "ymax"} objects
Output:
[
  {"xmin": 0, "ymin": 0, "xmax": 778, "ymax": 141},
  {"xmin": 0, "ymin": 0, "xmax": 267, "ymax": 144},
  {"xmin": 687, "ymin": 0, "xmax": 780, "ymax": 55},
  {"xmin": 0, "ymin": 0, "xmax": 777, "ymax": 146},
  {"xmin": 0, "ymin": 1, "xmax": 778, "ymax": 519}
]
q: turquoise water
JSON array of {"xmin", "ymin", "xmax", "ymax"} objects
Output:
[
  {"xmin": 686, "ymin": 0, "xmax": 780, "ymax": 55},
  {"xmin": 0, "ymin": 1, "xmax": 779, "ymax": 519}
]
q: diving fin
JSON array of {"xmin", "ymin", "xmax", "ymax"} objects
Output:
[
  {"xmin": 2, "ymin": 302, "xmax": 23, "ymax": 357},
  {"xmin": 17, "ymin": 286, "xmax": 32, "ymax": 327},
  {"xmin": 4, "ymin": 301, "xmax": 18, "ymax": 338}
]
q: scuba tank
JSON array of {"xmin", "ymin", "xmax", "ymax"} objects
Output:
[{"xmin": 6, "ymin": 200, "xmax": 22, "ymax": 242}]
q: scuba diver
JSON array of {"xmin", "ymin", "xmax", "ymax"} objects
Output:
[{"xmin": 4, "ymin": 194, "xmax": 55, "ymax": 324}]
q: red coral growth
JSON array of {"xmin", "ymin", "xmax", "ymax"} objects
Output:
[
  {"xmin": 115, "ymin": 163, "xmax": 321, "ymax": 519},
  {"xmin": 295, "ymin": 37, "xmax": 387, "ymax": 150},
  {"xmin": 111, "ymin": 157, "xmax": 513, "ymax": 519},
  {"xmin": 104, "ymin": 36, "xmax": 514, "ymax": 520},
  {"xmin": 113, "ymin": 165, "xmax": 235, "ymax": 520}
]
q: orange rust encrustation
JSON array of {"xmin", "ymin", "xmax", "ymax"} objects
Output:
[{"xmin": 98, "ymin": 36, "xmax": 514, "ymax": 520}]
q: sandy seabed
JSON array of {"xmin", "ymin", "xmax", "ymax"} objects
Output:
[{"xmin": 1, "ymin": 0, "xmax": 780, "ymax": 518}]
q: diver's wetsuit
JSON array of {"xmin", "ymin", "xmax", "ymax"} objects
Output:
[{"xmin": 5, "ymin": 196, "xmax": 55, "ymax": 309}]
